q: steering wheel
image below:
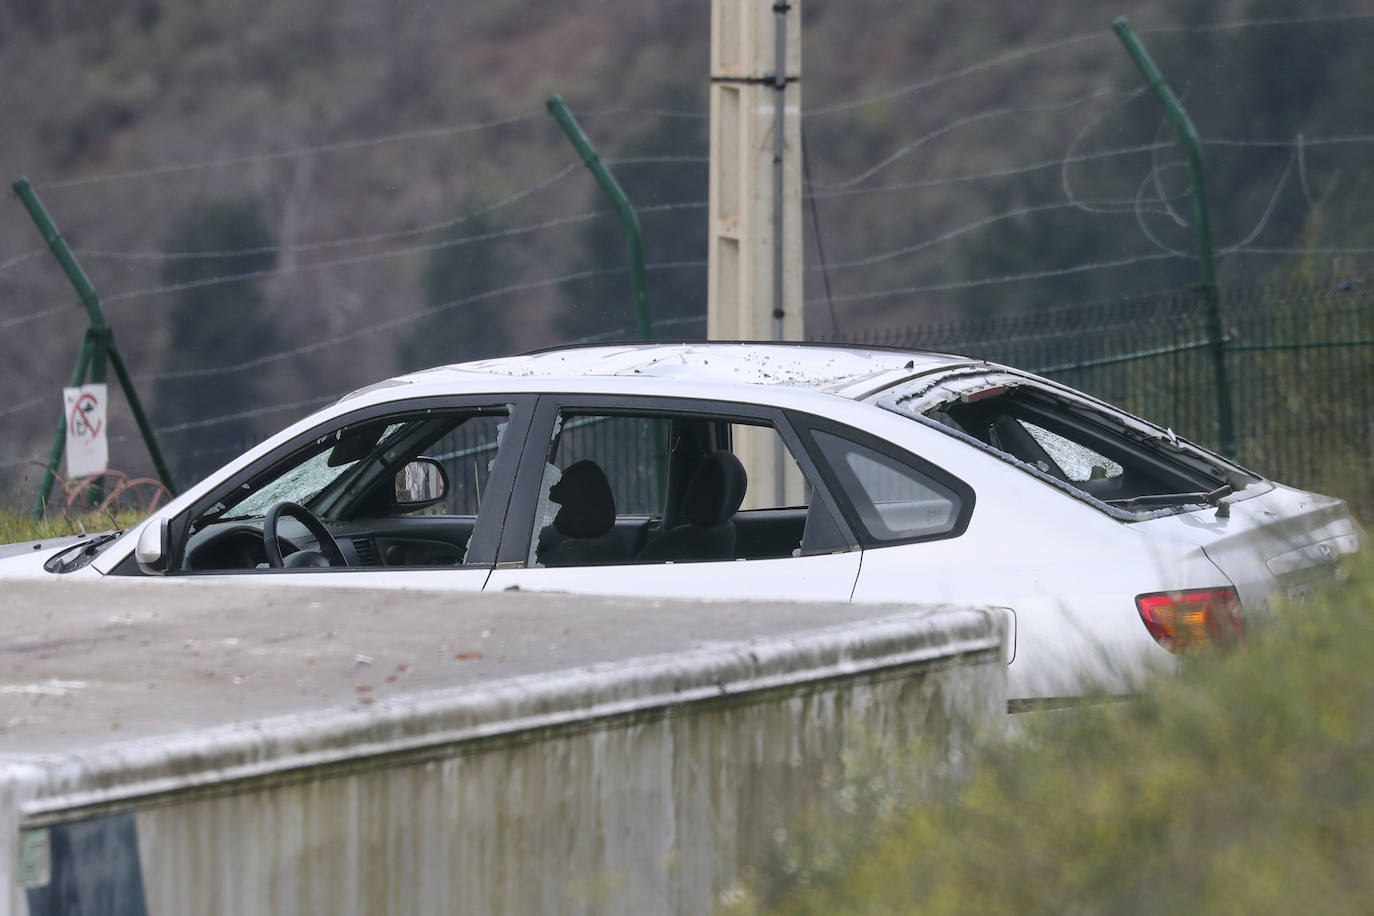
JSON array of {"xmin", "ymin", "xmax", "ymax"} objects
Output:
[{"xmin": 263, "ymin": 501, "xmax": 349, "ymax": 569}]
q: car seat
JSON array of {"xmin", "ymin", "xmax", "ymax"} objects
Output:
[
  {"xmin": 538, "ymin": 460, "xmax": 631, "ymax": 566},
  {"xmin": 636, "ymin": 450, "xmax": 747, "ymax": 563}
]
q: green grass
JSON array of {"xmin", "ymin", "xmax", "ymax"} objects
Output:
[
  {"xmin": 727, "ymin": 557, "xmax": 1374, "ymax": 916},
  {"xmin": 0, "ymin": 508, "xmax": 147, "ymax": 545}
]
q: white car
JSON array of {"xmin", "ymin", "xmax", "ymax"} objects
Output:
[{"xmin": 2, "ymin": 343, "xmax": 1360, "ymax": 704}]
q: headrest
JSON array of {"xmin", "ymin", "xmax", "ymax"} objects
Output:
[
  {"xmin": 682, "ymin": 450, "xmax": 747, "ymax": 527},
  {"xmin": 550, "ymin": 460, "xmax": 616, "ymax": 539}
]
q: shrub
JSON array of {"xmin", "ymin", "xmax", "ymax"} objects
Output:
[{"xmin": 730, "ymin": 557, "xmax": 1374, "ymax": 915}]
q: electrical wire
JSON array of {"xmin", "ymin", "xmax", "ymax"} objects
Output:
[
  {"xmin": 1132, "ymin": 163, "xmax": 1195, "ymax": 259},
  {"xmin": 0, "ymin": 251, "xmax": 45, "ymax": 276},
  {"xmin": 1140, "ymin": 11, "xmax": 1374, "ymax": 35},
  {"xmin": 807, "ymin": 89, "xmax": 1125, "ymax": 191},
  {"xmin": 806, "ymin": 142, "xmax": 1173, "ymax": 200},
  {"xmin": 814, "ymin": 200, "xmax": 1176, "ymax": 273},
  {"xmin": 804, "ymin": 11, "xmax": 1374, "ymax": 120},
  {"xmin": 0, "ymin": 312, "xmax": 711, "ymax": 470},
  {"xmin": 804, "ymin": 132, "xmax": 1374, "ymax": 203},
  {"xmin": 801, "ymin": 125, "xmax": 840, "ymax": 335},
  {"xmin": 1297, "ymin": 133, "xmax": 1316, "ymax": 208},
  {"xmin": 72, "ymin": 163, "xmax": 582, "ymax": 261},
  {"xmin": 804, "ymin": 32, "xmax": 1106, "ymax": 118},
  {"xmin": 1060, "ymin": 85, "xmax": 1155, "ymax": 217},
  {"xmin": 3, "ymin": 209, "xmax": 611, "ymax": 330},
  {"xmin": 152, "ymin": 395, "xmax": 341, "ymax": 435},
  {"xmin": 134, "ymin": 259, "xmax": 707, "ymax": 383},
  {"xmin": 564, "ymin": 313, "xmax": 708, "ymax": 346},
  {"xmin": 17, "ymin": 11, "xmax": 1361, "ymax": 198},
  {"xmin": 1218, "ymin": 154, "xmax": 1294, "ymax": 254},
  {"xmin": 5, "ymin": 11, "xmax": 1373, "ymax": 457},
  {"xmin": 807, "ymin": 251, "xmax": 1183, "ymax": 307},
  {"xmin": 0, "ymin": 394, "xmax": 54, "ymax": 422},
  {"xmin": 570, "ymin": 107, "xmax": 709, "ymax": 121},
  {"xmin": 603, "ymin": 156, "xmax": 709, "ymax": 166},
  {"xmin": 1224, "ymin": 245, "xmax": 1374, "ymax": 256},
  {"xmin": 30, "ymin": 113, "xmax": 541, "ymax": 191},
  {"xmin": 1207, "ymin": 133, "xmax": 1374, "ymax": 149},
  {"xmin": 70, "ymin": 193, "xmax": 702, "ymax": 266},
  {"xmin": 1, "ymin": 195, "xmax": 707, "ymax": 333}
]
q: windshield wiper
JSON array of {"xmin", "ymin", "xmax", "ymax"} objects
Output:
[
  {"xmin": 43, "ymin": 530, "xmax": 124, "ymax": 574},
  {"xmin": 1108, "ymin": 484, "xmax": 1234, "ymax": 512},
  {"xmin": 1108, "ymin": 493, "xmax": 1208, "ymax": 508}
]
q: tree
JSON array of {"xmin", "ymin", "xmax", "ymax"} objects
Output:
[
  {"xmin": 153, "ymin": 199, "xmax": 279, "ymax": 484},
  {"xmin": 397, "ymin": 206, "xmax": 513, "ymax": 371}
]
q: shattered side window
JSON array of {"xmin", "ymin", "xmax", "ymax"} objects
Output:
[
  {"xmin": 526, "ymin": 409, "xmax": 834, "ymax": 568},
  {"xmin": 546, "ymin": 414, "xmax": 664, "ymax": 515}
]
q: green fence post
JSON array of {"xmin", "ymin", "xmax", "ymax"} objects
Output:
[
  {"xmin": 545, "ymin": 95, "xmax": 654, "ymax": 341},
  {"xmin": 1113, "ymin": 19, "xmax": 1236, "ymax": 458},
  {"xmin": 12, "ymin": 177, "xmax": 179, "ymax": 516},
  {"xmin": 545, "ymin": 96, "xmax": 666, "ymax": 494}
]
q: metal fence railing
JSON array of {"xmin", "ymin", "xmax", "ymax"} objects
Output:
[{"xmin": 830, "ymin": 282, "xmax": 1374, "ymax": 520}]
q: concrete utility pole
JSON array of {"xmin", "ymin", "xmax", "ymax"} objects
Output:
[
  {"xmin": 708, "ymin": 0, "xmax": 803, "ymax": 344},
  {"xmin": 709, "ymin": 0, "xmax": 804, "ymax": 507}
]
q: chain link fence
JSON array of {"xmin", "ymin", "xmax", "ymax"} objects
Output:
[{"xmin": 829, "ymin": 281, "xmax": 1374, "ymax": 520}]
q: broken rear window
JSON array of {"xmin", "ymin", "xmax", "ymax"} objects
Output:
[{"xmin": 877, "ymin": 375, "xmax": 1256, "ymax": 519}]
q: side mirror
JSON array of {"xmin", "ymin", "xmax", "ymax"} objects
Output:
[
  {"xmin": 135, "ymin": 517, "xmax": 171, "ymax": 575},
  {"xmin": 393, "ymin": 457, "xmax": 448, "ymax": 511}
]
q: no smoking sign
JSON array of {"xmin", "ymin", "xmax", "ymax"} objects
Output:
[{"xmin": 63, "ymin": 384, "xmax": 108, "ymax": 478}]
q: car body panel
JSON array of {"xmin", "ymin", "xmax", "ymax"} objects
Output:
[
  {"xmin": 0, "ymin": 541, "xmax": 92, "ymax": 577},
  {"xmin": 486, "ymin": 552, "xmax": 862, "ymax": 604},
  {"xmin": 455, "ymin": 343, "xmax": 963, "ymax": 394},
  {"xmin": 176, "ymin": 567, "xmax": 494, "ymax": 590},
  {"xmin": 837, "ymin": 412, "xmax": 1227, "ymax": 696},
  {"xmin": 1134, "ymin": 482, "xmax": 1362, "ymax": 612},
  {"xmin": 0, "ymin": 532, "xmax": 95, "ymax": 561}
]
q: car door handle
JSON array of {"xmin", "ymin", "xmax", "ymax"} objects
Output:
[{"xmin": 991, "ymin": 606, "xmax": 1016, "ymax": 665}]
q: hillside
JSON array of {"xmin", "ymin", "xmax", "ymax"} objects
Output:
[{"xmin": 1, "ymin": 0, "xmax": 1372, "ymax": 492}]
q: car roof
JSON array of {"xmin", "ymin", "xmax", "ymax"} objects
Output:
[{"xmin": 377, "ymin": 342, "xmax": 985, "ymax": 402}]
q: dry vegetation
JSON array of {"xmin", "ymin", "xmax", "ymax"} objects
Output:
[{"xmin": 725, "ymin": 556, "xmax": 1374, "ymax": 915}]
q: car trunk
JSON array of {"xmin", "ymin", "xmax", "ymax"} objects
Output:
[{"xmin": 1135, "ymin": 481, "xmax": 1361, "ymax": 614}]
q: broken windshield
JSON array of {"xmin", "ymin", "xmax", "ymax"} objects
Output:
[{"xmin": 221, "ymin": 422, "xmax": 406, "ymax": 519}]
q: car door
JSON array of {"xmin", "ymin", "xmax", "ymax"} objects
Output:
[
  {"xmin": 483, "ymin": 395, "xmax": 864, "ymax": 603},
  {"xmin": 147, "ymin": 394, "xmax": 534, "ymax": 590}
]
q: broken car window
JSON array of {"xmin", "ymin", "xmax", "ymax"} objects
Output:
[
  {"xmin": 878, "ymin": 377, "xmax": 1252, "ymax": 517},
  {"xmin": 527, "ymin": 410, "xmax": 845, "ymax": 568}
]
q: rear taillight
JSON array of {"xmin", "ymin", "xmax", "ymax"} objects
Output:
[{"xmin": 1135, "ymin": 586, "xmax": 1243, "ymax": 652}]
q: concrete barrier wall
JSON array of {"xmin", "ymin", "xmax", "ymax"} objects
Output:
[{"xmin": 0, "ymin": 581, "xmax": 1005, "ymax": 915}]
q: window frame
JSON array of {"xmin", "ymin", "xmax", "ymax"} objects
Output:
[
  {"xmin": 878, "ymin": 374, "xmax": 1255, "ymax": 521},
  {"xmin": 154, "ymin": 394, "xmax": 536, "ymax": 575},
  {"xmin": 789, "ymin": 413, "xmax": 976, "ymax": 549},
  {"xmin": 496, "ymin": 394, "xmax": 860, "ymax": 568}
]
